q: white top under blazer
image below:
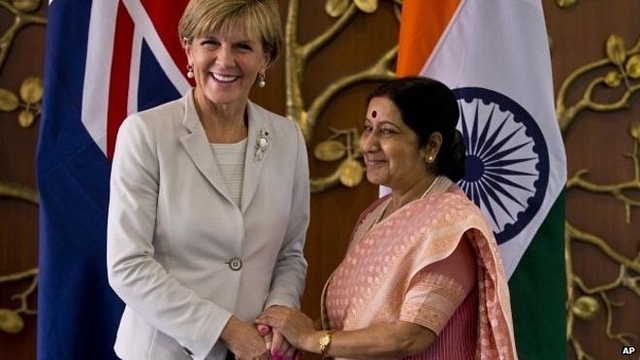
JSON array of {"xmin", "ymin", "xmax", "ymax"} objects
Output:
[{"xmin": 107, "ymin": 90, "xmax": 310, "ymax": 360}]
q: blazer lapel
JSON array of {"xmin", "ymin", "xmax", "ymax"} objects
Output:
[
  {"xmin": 241, "ymin": 102, "xmax": 271, "ymax": 213},
  {"xmin": 179, "ymin": 92, "xmax": 231, "ymax": 201}
]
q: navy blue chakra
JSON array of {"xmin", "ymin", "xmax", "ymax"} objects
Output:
[{"xmin": 453, "ymin": 87, "xmax": 550, "ymax": 244}]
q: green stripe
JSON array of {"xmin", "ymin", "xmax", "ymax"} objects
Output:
[{"xmin": 509, "ymin": 190, "xmax": 566, "ymax": 360}]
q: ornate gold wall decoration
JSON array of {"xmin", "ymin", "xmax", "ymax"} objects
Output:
[
  {"xmin": 557, "ymin": 34, "xmax": 640, "ymax": 359},
  {"xmin": 556, "ymin": 0, "xmax": 579, "ymax": 8},
  {"xmin": 0, "ymin": 269, "xmax": 38, "ymax": 334},
  {"xmin": 284, "ymin": 0, "xmax": 399, "ymax": 192},
  {"xmin": 0, "ymin": 0, "xmax": 47, "ymax": 70},
  {"xmin": 314, "ymin": 128, "xmax": 365, "ymax": 189},
  {"xmin": 0, "ymin": 0, "xmax": 45, "ymax": 335},
  {"xmin": 0, "ymin": 180, "xmax": 38, "ymax": 203},
  {"xmin": 0, "ymin": 76, "xmax": 43, "ymax": 128},
  {"xmin": 0, "ymin": 0, "xmax": 45, "ymax": 128},
  {"xmin": 557, "ymin": 36, "xmax": 640, "ymax": 132}
]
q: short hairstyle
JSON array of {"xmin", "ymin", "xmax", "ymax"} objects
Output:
[
  {"xmin": 178, "ymin": 0, "xmax": 283, "ymax": 67},
  {"xmin": 367, "ymin": 76, "xmax": 466, "ymax": 181}
]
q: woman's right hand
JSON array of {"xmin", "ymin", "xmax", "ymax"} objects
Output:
[{"xmin": 221, "ymin": 316, "xmax": 271, "ymax": 360}]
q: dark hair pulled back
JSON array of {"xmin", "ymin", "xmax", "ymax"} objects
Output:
[{"xmin": 367, "ymin": 76, "xmax": 466, "ymax": 181}]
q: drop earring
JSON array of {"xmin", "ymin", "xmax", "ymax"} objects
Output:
[
  {"xmin": 257, "ymin": 73, "xmax": 266, "ymax": 88},
  {"xmin": 187, "ymin": 64, "xmax": 194, "ymax": 79}
]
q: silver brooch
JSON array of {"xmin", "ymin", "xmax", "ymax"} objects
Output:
[{"xmin": 254, "ymin": 128, "xmax": 270, "ymax": 162}]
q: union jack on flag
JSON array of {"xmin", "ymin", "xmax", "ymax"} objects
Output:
[
  {"xmin": 83, "ymin": 0, "xmax": 190, "ymax": 158},
  {"xmin": 37, "ymin": 1, "xmax": 190, "ymax": 359}
]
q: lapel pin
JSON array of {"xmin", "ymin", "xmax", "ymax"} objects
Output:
[{"xmin": 254, "ymin": 128, "xmax": 270, "ymax": 162}]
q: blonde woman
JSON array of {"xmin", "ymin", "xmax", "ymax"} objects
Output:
[{"xmin": 107, "ymin": 1, "xmax": 309, "ymax": 359}]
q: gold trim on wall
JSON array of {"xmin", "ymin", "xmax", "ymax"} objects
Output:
[
  {"xmin": 0, "ymin": 0, "xmax": 44, "ymax": 335},
  {"xmin": 0, "ymin": 269, "xmax": 38, "ymax": 334},
  {"xmin": 284, "ymin": 0, "xmax": 399, "ymax": 192},
  {"xmin": 557, "ymin": 33, "xmax": 640, "ymax": 359}
]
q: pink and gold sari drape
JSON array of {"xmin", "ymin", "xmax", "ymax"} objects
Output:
[{"xmin": 322, "ymin": 185, "xmax": 517, "ymax": 359}]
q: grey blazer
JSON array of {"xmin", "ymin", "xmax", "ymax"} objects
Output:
[{"xmin": 107, "ymin": 90, "xmax": 309, "ymax": 360}]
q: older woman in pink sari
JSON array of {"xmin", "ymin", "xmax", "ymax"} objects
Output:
[{"xmin": 257, "ymin": 77, "xmax": 517, "ymax": 359}]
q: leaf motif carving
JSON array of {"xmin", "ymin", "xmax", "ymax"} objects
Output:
[
  {"xmin": 339, "ymin": 159, "xmax": 364, "ymax": 187},
  {"xmin": 12, "ymin": 0, "xmax": 40, "ymax": 13},
  {"xmin": 19, "ymin": 110, "xmax": 35, "ymax": 128},
  {"xmin": 325, "ymin": 0, "xmax": 349, "ymax": 17},
  {"xmin": 19, "ymin": 77, "xmax": 43, "ymax": 104},
  {"xmin": 626, "ymin": 54, "xmax": 640, "ymax": 79},
  {"xmin": 630, "ymin": 122, "xmax": 640, "ymax": 140},
  {"xmin": 605, "ymin": 34, "xmax": 626, "ymax": 66},
  {"xmin": 0, "ymin": 309, "xmax": 24, "ymax": 334},
  {"xmin": 603, "ymin": 71, "xmax": 621, "ymax": 87},
  {"xmin": 0, "ymin": 89, "xmax": 19, "ymax": 112},
  {"xmin": 354, "ymin": 0, "xmax": 378, "ymax": 13},
  {"xmin": 315, "ymin": 140, "xmax": 347, "ymax": 161},
  {"xmin": 571, "ymin": 296, "xmax": 600, "ymax": 321},
  {"xmin": 556, "ymin": 0, "xmax": 577, "ymax": 8}
]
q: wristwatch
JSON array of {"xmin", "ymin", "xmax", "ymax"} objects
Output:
[{"xmin": 319, "ymin": 330, "xmax": 335, "ymax": 358}]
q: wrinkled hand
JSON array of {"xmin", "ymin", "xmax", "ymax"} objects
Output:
[
  {"xmin": 270, "ymin": 329, "xmax": 298, "ymax": 359},
  {"xmin": 222, "ymin": 316, "xmax": 270, "ymax": 360},
  {"xmin": 258, "ymin": 316, "xmax": 300, "ymax": 360},
  {"xmin": 255, "ymin": 306, "xmax": 315, "ymax": 350}
]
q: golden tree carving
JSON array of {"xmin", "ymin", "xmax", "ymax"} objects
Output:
[
  {"xmin": 558, "ymin": 34, "xmax": 640, "ymax": 360},
  {"xmin": 0, "ymin": 0, "xmax": 43, "ymax": 335},
  {"xmin": 284, "ymin": 0, "xmax": 399, "ymax": 192}
]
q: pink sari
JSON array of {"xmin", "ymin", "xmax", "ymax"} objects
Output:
[{"xmin": 322, "ymin": 182, "xmax": 517, "ymax": 359}]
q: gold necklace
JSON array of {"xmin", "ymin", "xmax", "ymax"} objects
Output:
[
  {"xmin": 419, "ymin": 175, "xmax": 442, "ymax": 199},
  {"xmin": 374, "ymin": 175, "xmax": 443, "ymax": 225}
]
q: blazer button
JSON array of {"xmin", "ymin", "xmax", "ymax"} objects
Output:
[
  {"xmin": 181, "ymin": 346, "xmax": 194, "ymax": 358},
  {"xmin": 227, "ymin": 257, "xmax": 243, "ymax": 271}
]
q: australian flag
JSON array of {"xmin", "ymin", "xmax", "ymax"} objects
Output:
[{"xmin": 36, "ymin": 1, "xmax": 189, "ymax": 359}]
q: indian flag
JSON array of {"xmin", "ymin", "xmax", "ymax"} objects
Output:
[{"xmin": 397, "ymin": 0, "xmax": 567, "ymax": 358}]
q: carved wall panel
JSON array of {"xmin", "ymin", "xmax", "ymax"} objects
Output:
[
  {"xmin": 0, "ymin": 1, "xmax": 45, "ymax": 359},
  {"xmin": 545, "ymin": 0, "xmax": 640, "ymax": 358}
]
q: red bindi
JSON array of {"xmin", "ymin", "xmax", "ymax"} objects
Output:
[{"xmin": 372, "ymin": 110, "xmax": 377, "ymax": 118}]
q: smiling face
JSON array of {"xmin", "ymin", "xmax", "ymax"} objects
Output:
[
  {"xmin": 184, "ymin": 27, "xmax": 268, "ymax": 109},
  {"xmin": 360, "ymin": 96, "xmax": 433, "ymax": 191}
]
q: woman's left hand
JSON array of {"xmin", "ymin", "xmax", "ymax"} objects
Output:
[
  {"xmin": 270, "ymin": 329, "xmax": 299, "ymax": 360},
  {"xmin": 255, "ymin": 306, "xmax": 315, "ymax": 350},
  {"xmin": 257, "ymin": 325, "xmax": 297, "ymax": 359}
]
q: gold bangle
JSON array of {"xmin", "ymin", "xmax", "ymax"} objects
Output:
[{"xmin": 319, "ymin": 330, "xmax": 335, "ymax": 358}]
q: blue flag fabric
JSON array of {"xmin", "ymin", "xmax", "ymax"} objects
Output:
[{"xmin": 37, "ymin": 1, "xmax": 188, "ymax": 358}]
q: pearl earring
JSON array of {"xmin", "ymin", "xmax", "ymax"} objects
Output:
[
  {"xmin": 427, "ymin": 156, "xmax": 434, "ymax": 163},
  {"xmin": 186, "ymin": 64, "xmax": 194, "ymax": 79},
  {"xmin": 257, "ymin": 73, "xmax": 266, "ymax": 88}
]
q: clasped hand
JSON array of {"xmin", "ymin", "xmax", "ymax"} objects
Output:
[
  {"xmin": 257, "ymin": 324, "xmax": 300, "ymax": 360},
  {"xmin": 225, "ymin": 306, "xmax": 310, "ymax": 360},
  {"xmin": 256, "ymin": 305, "xmax": 316, "ymax": 358}
]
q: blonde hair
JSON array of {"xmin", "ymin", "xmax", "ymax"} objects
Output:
[{"xmin": 178, "ymin": 0, "xmax": 283, "ymax": 67}]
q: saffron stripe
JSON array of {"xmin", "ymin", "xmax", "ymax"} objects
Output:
[{"xmin": 396, "ymin": 0, "xmax": 460, "ymax": 76}]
